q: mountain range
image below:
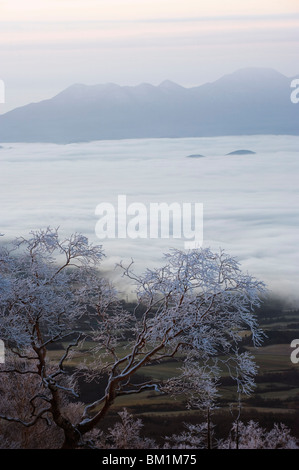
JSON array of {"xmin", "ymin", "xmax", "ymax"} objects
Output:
[{"xmin": 0, "ymin": 68, "xmax": 298, "ymax": 144}]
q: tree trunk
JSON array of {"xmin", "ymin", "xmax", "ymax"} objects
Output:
[{"xmin": 49, "ymin": 386, "xmax": 81, "ymax": 449}]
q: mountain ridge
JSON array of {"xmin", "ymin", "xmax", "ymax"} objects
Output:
[{"xmin": 0, "ymin": 68, "xmax": 298, "ymax": 144}]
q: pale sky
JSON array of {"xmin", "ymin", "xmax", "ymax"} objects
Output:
[{"xmin": 0, "ymin": 0, "xmax": 299, "ymax": 112}]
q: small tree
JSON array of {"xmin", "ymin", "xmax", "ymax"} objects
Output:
[
  {"xmin": 96, "ymin": 408, "xmax": 157, "ymax": 449},
  {"xmin": 219, "ymin": 420, "xmax": 299, "ymax": 449},
  {"xmin": 164, "ymin": 422, "xmax": 208, "ymax": 449},
  {"xmin": 0, "ymin": 229, "xmax": 266, "ymax": 448},
  {"xmin": 163, "ymin": 360, "xmax": 220, "ymax": 449}
]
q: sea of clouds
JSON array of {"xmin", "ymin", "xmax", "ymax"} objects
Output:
[{"xmin": 0, "ymin": 135, "xmax": 298, "ymax": 303}]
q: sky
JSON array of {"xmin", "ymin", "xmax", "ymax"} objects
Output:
[{"xmin": 0, "ymin": 0, "xmax": 299, "ymax": 113}]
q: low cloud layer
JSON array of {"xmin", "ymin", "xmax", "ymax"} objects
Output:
[{"xmin": 0, "ymin": 135, "xmax": 298, "ymax": 303}]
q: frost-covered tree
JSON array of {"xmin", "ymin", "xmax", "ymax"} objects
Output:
[
  {"xmin": 92, "ymin": 408, "xmax": 157, "ymax": 449},
  {"xmin": 0, "ymin": 354, "xmax": 83, "ymax": 449},
  {"xmin": 164, "ymin": 422, "xmax": 208, "ymax": 449},
  {"xmin": 163, "ymin": 360, "xmax": 220, "ymax": 449},
  {"xmin": 0, "ymin": 230, "xmax": 266, "ymax": 449},
  {"xmin": 218, "ymin": 420, "xmax": 298, "ymax": 449},
  {"xmin": 0, "ymin": 227, "xmax": 106, "ymax": 447}
]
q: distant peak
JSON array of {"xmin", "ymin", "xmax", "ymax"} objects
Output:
[
  {"xmin": 53, "ymin": 83, "xmax": 88, "ymax": 99},
  {"xmin": 64, "ymin": 83, "xmax": 88, "ymax": 92},
  {"xmin": 158, "ymin": 80, "xmax": 183, "ymax": 90},
  {"xmin": 219, "ymin": 67, "xmax": 287, "ymax": 82},
  {"xmin": 135, "ymin": 82, "xmax": 155, "ymax": 90}
]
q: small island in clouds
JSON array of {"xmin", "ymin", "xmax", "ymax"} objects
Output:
[
  {"xmin": 226, "ymin": 149, "xmax": 256, "ymax": 155},
  {"xmin": 186, "ymin": 150, "xmax": 257, "ymax": 158}
]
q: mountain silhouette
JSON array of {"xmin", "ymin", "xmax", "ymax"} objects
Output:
[{"xmin": 0, "ymin": 68, "xmax": 298, "ymax": 144}]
